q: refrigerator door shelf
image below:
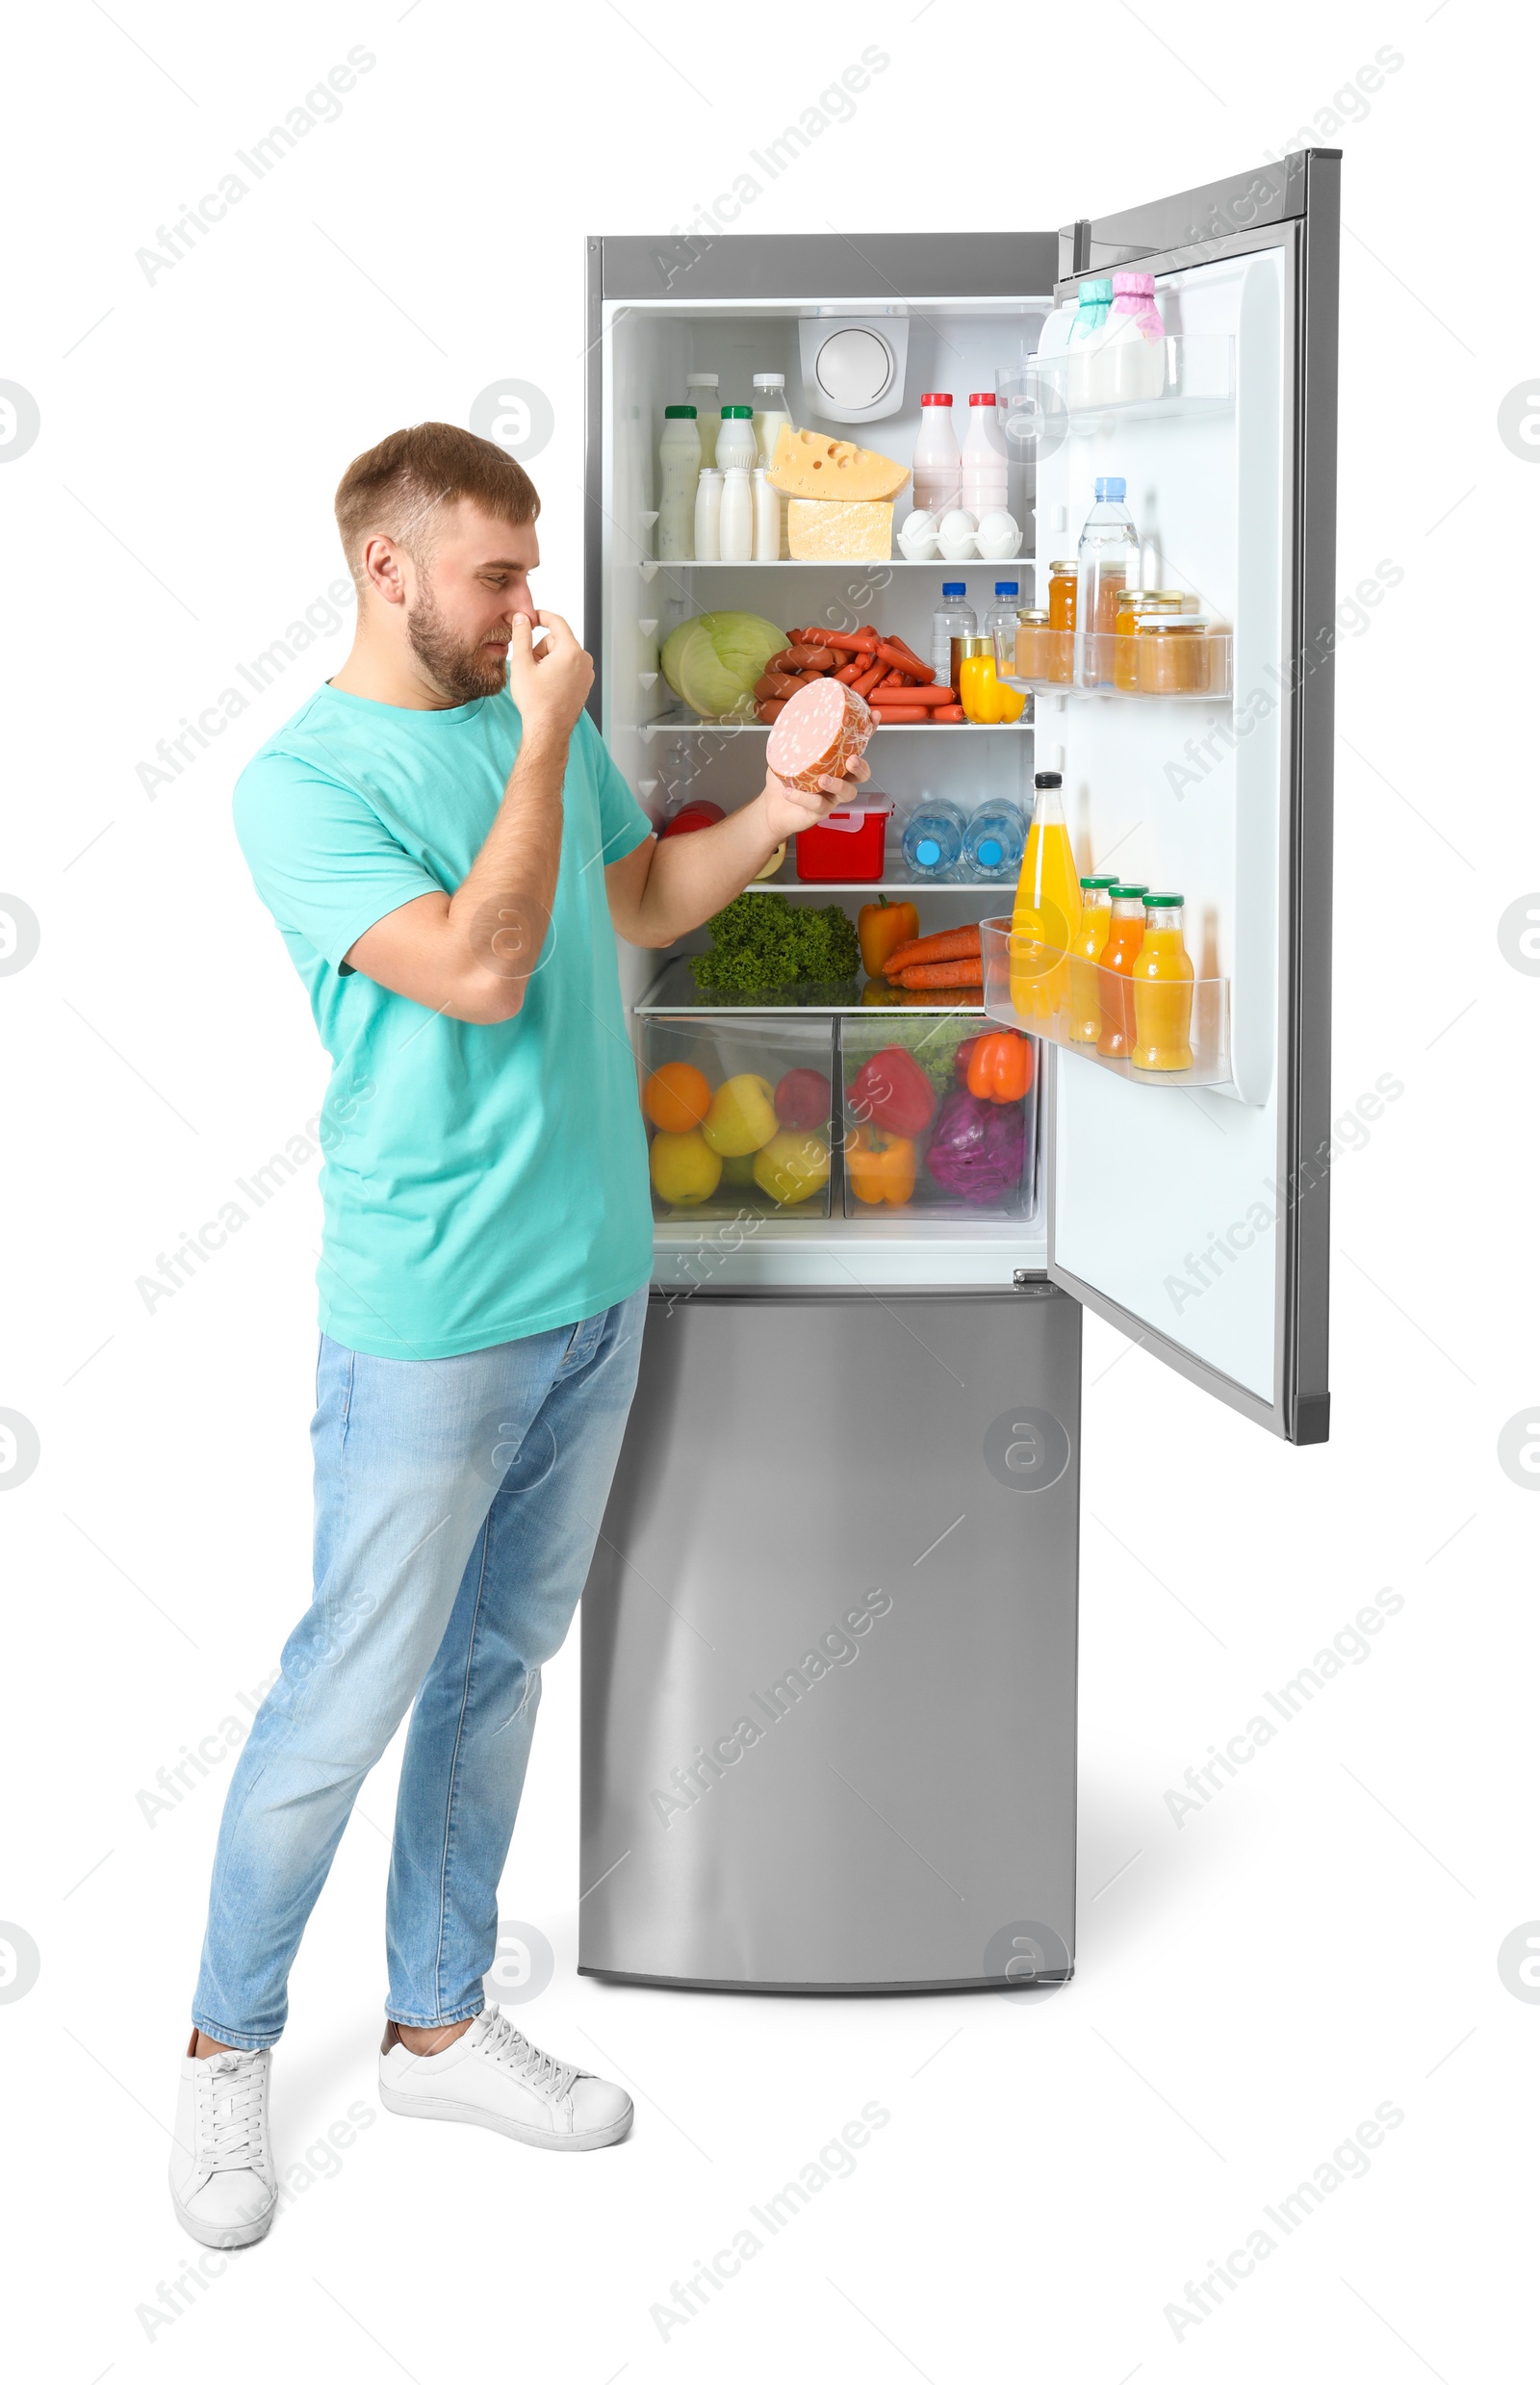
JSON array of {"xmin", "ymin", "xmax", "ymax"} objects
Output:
[
  {"xmin": 997, "ymin": 628, "xmax": 1234, "ymax": 704},
  {"xmin": 1021, "ymin": 330, "xmax": 1236, "ymax": 436},
  {"xmin": 980, "ymin": 920, "xmax": 1233, "ymax": 1093}
]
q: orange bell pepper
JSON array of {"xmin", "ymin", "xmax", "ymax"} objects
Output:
[
  {"xmin": 965, "ymin": 1030, "xmax": 1034, "ymax": 1104},
  {"xmin": 845, "ymin": 1125, "xmax": 916, "ymax": 1206},
  {"xmin": 858, "ymin": 895, "xmax": 920, "ymax": 980}
]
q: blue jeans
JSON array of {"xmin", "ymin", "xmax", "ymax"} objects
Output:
[{"xmin": 193, "ymin": 1290, "xmax": 647, "ymax": 2049}]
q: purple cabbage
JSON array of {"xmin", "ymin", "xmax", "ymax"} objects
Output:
[{"xmin": 924, "ymin": 1087, "xmax": 1027, "ymax": 1207}]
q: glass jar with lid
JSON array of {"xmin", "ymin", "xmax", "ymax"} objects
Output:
[
  {"xmin": 1113, "ymin": 588, "xmax": 1184, "ymax": 687},
  {"xmin": 1012, "ymin": 607, "xmax": 1051, "ymax": 681},
  {"xmin": 1136, "ymin": 610, "xmax": 1214, "ymax": 695}
]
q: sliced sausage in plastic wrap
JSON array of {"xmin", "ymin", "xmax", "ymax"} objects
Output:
[{"xmin": 764, "ymin": 678, "xmax": 875, "ymax": 793}]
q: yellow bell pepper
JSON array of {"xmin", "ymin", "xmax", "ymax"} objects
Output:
[{"xmin": 959, "ymin": 653, "xmax": 1026, "ymax": 725}]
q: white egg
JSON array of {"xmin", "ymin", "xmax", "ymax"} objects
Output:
[
  {"xmin": 897, "ymin": 509, "xmax": 940, "ymax": 559},
  {"xmin": 975, "ymin": 508, "xmax": 1021, "ymax": 559},
  {"xmin": 937, "ymin": 506, "xmax": 978, "ymax": 560}
]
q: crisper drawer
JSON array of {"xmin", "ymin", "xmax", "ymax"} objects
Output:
[
  {"xmin": 839, "ymin": 1014, "xmax": 1039, "ymax": 1221},
  {"xmin": 639, "ymin": 1014, "xmax": 835, "ymax": 1220}
]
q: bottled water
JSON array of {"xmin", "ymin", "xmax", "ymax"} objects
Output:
[
  {"xmin": 962, "ymin": 799, "xmax": 1028, "ymax": 882},
  {"xmin": 930, "ymin": 582, "xmax": 976, "ymax": 681},
  {"xmin": 901, "ymin": 797, "xmax": 968, "ymax": 881}
]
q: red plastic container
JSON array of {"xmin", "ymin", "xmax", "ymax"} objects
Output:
[{"xmin": 793, "ymin": 806, "xmax": 890, "ymax": 883}]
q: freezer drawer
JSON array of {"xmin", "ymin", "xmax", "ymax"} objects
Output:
[{"xmin": 579, "ymin": 1285, "xmax": 1079, "ymax": 1993}]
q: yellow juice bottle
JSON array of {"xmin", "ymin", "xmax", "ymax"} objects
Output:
[
  {"xmin": 1011, "ymin": 771, "xmax": 1081, "ymax": 1023},
  {"xmin": 1130, "ymin": 892, "xmax": 1195, "ymax": 1071},
  {"xmin": 1067, "ymin": 875, "xmax": 1118, "ymax": 1043}
]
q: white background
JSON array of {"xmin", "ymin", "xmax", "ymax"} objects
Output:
[{"xmin": 2, "ymin": 3, "xmax": 1535, "ymax": 2378}]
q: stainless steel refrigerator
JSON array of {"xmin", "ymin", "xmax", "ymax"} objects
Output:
[{"xmin": 577, "ymin": 155, "xmax": 1338, "ymax": 1993}]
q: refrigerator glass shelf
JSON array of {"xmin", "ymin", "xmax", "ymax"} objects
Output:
[
  {"xmin": 640, "ymin": 709, "xmax": 1031, "ymax": 738},
  {"xmin": 994, "ymin": 626, "xmax": 1232, "ymax": 704},
  {"xmin": 979, "ymin": 918, "xmax": 1232, "ymax": 1088},
  {"xmin": 745, "ymin": 876, "xmax": 1005, "ymax": 895},
  {"xmin": 1015, "ymin": 332, "xmax": 1235, "ymax": 434},
  {"xmin": 637, "ymin": 557, "xmax": 1029, "ymax": 570},
  {"xmin": 635, "ymin": 958, "xmax": 984, "ymax": 1016}
]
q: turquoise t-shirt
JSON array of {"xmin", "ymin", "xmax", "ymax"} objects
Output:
[{"xmin": 233, "ymin": 683, "xmax": 654, "ymax": 1360}]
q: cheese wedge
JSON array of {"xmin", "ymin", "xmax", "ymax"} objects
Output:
[
  {"xmin": 767, "ymin": 425, "xmax": 910, "ymax": 502},
  {"xmin": 786, "ymin": 499, "xmax": 893, "ymax": 563}
]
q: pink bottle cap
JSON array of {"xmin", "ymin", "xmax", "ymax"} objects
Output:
[
  {"xmin": 920, "ymin": 391, "xmax": 953, "ymax": 404},
  {"xmin": 1113, "ymin": 272, "xmax": 1156, "ymax": 295},
  {"xmin": 968, "ymin": 391, "xmax": 997, "ymax": 404}
]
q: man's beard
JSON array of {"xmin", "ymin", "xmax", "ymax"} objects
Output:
[{"xmin": 405, "ymin": 585, "xmax": 506, "ymax": 703}]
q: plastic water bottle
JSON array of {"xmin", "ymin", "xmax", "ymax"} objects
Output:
[
  {"xmin": 931, "ymin": 582, "xmax": 976, "ymax": 681},
  {"xmin": 1076, "ymin": 475, "xmax": 1141, "ymax": 684},
  {"xmin": 962, "ymin": 799, "xmax": 1028, "ymax": 883},
  {"xmin": 983, "ymin": 582, "xmax": 1023, "ymax": 642},
  {"xmin": 901, "ymin": 797, "xmax": 968, "ymax": 881}
]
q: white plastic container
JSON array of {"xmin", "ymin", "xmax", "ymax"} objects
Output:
[
  {"xmin": 714, "ymin": 404, "xmax": 758, "ymax": 473},
  {"xmin": 693, "ymin": 468, "xmax": 723, "ymax": 561},
  {"xmin": 686, "ymin": 373, "xmax": 719, "ymax": 464},
  {"xmin": 752, "ymin": 468, "xmax": 781, "ymax": 562},
  {"xmin": 657, "ymin": 406, "xmax": 701, "ymax": 562},
  {"xmin": 1086, "ymin": 272, "xmax": 1167, "ymax": 404},
  {"xmin": 1035, "ymin": 296, "xmax": 1079, "ymax": 359},
  {"xmin": 718, "ymin": 464, "xmax": 754, "ymax": 562},
  {"xmin": 911, "ymin": 391, "xmax": 962, "ymax": 518},
  {"xmin": 751, "ymin": 373, "xmax": 791, "ymax": 467},
  {"xmin": 962, "ymin": 392, "xmax": 1009, "ymax": 518}
]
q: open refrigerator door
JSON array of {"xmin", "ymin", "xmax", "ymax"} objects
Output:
[{"xmin": 986, "ymin": 157, "xmax": 1340, "ymax": 1444}]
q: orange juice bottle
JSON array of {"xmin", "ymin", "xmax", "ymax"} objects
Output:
[
  {"xmin": 1130, "ymin": 892, "xmax": 1195, "ymax": 1070},
  {"xmin": 1094, "ymin": 885, "xmax": 1148, "ymax": 1058},
  {"xmin": 1011, "ymin": 772, "xmax": 1081, "ymax": 1023},
  {"xmin": 1067, "ymin": 875, "xmax": 1118, "ymax": 1043}
]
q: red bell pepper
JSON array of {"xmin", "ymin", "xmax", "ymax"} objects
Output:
[{"xmin": 847, "ymin": 1044, "xmax": 937, "ymax": 1139}]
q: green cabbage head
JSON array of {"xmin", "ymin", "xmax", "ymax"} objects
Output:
[{"xmin": 660, "ymin": 610, "xmax": 785, "ymax": 720}]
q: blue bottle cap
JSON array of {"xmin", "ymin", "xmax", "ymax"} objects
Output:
[
  {"xmin": 993, "ymin": 581, "xmax": 1019, "ymax": 596},
  {"xmin": 916, "ymin": 837, "xmax": 941, "ymax": 865},
  {"xmin": 941, "ymin": 581, "xmax": 966, "ymax": 597},
  {"xmin": 977, "ymin": 838, "xmax": 1004, "ymax": 867},
  {"xmin": 1093, "ymin": 475, "xmax": 1126, "ymax": 501}
]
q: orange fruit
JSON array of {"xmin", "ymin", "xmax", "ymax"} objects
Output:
[{"xmin": 643, "ymin": 1061, "xmax": 711, "ymax": 1134}]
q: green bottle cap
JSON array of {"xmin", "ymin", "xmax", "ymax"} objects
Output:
[
  {"xmin": 1143, "ymin": 892, "xmax": 1184, "ymax": 907},
  {"xmin": 1079, "ymin": 874, "xmax": 1118, "ymax": 888},
  {"xmin": 1108, "ymin": 883, "xmax": 1148, "ymax": 899},
  {"xmin": 664, "ymin": 404, "xmax": 697, "ymax": 418},
  {"xmin": 721, "ymin": 403, "xmax": 754, "ymax": 418}
]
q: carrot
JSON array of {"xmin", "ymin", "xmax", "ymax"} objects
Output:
[
  {"xmin": 876, "ymin": 641, "xmax": 934, "ymax": 682},
  {"xmin": 897, "ymin": 959, "xmax": 986, "ymax": 988},
  {"xmin": 883, "ymin": 925, "xmax": 983, "ymax": 978}
]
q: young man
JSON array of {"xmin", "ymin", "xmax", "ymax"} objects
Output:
[{"xmin": 169, "ymin": 422, "xmax": 865, "ymax": 2247}]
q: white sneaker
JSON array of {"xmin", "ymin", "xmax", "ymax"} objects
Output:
[
  {"xmin": 168, "ymin": 2033, "xmax": 277, "ymax": 2247},
  {"xmin": 379, "ymin": 2008, "xmax": 632, "ymax": 2151}
]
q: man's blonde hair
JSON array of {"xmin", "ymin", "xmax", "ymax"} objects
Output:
[{"xmin": 334, "ymin": 421, "xmax": 540, "ymax": 585}]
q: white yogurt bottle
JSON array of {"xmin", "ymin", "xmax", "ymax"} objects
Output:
[
  {"xmin": 718, "ymin": 465, "xmax": 754, "ymax": 562},
  {"xmin": 693, "ymin": 467, "xmax": 723, "ymax": 561},
  {"xmin": 657, "ymin": 405, "xmax": 701, "ymax": 561}
]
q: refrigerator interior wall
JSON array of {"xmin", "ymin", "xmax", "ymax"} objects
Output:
[
  {"xmin": 601, "ymin": 294, "xmax": 1058, "ymax": 1285},
  {"xmin": 1041, "ymin": 248, "xmax": 1291, "ymax": 1405}
]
